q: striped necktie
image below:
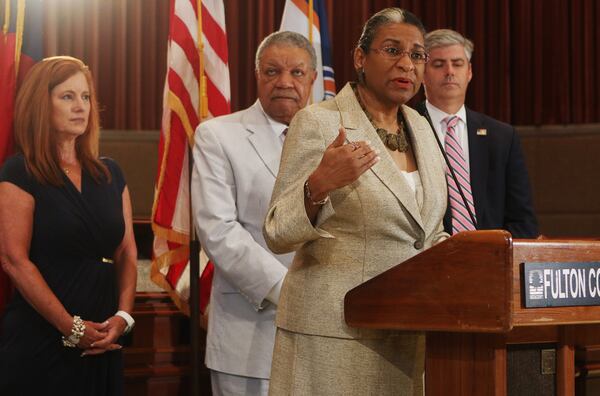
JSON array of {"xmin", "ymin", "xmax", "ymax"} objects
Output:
[{"xmin": 444, "ymin": 115, "xmax": 476, "ymax": 233}]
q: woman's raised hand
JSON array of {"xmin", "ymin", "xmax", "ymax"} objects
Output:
[{"xmin": 308, "ymin": 127, "xmax": 380, "ymax": 197}]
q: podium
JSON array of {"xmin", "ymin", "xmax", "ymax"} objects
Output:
[{"xmin": 344, "ymin": 230, "xmax": 600, "ymax": 396}]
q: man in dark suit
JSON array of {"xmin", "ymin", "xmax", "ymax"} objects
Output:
[{"xmin": 415, "ymin": 29, "xmax": 538, "ymax": 238}]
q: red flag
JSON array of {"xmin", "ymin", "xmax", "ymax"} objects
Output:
[
  {"xmin": 0, "ymin": 0, "xmax": 42, "ymax": 316},
  {"xmin": 151, "ymin": 0, "xmax": 230, "ymax": 315}
]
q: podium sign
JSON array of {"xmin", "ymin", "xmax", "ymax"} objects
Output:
[{"xmin": 524, "ymin": 262, "xmax": 600, "ymax": 307}]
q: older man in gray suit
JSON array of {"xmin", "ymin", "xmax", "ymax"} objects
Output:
[{"xmin": 191, "ymin": 31, "xmax": 317, "ymax": 396}]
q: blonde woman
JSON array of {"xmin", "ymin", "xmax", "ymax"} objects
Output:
[{"xmin": 0, "ymin": 56, "xmax": 137, "ymax": 395}]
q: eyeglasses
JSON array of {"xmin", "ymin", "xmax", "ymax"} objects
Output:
[{"xmin": 370, "ymin": 46, "xmax": 430, "ymax": 64}]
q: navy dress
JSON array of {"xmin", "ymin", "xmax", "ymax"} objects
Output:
[{"xmin": 0, "ymin": 154, "xmax": 126, "ymax": 395}]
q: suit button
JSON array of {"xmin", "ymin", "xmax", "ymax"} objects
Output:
[{"xmin": 413, "ymin": 240, "xmax": 424, "ymax": 250}]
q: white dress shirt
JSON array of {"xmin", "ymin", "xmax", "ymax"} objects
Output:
[
  {"xmin": 257, "ymin": 100, "xmax": 288, "ymax": 144},
  {"xmin": 257, "ymin": 100, "xmax": 287, "ymax": 304},
  {"xmin": 425, "ymin": 100, "xmax": 470, "ymax": 168}
]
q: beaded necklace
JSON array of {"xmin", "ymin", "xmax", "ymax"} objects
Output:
[{"xmin": 352, "ymin": 83, "xmax": 409, "ymax": 152}]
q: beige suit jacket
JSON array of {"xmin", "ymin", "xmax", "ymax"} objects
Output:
[{"xmin": 264, "ymin": 83, "xmax": 448, "ymax": 339}]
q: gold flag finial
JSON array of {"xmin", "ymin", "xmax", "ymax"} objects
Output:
[
  {"xmin": 197, "ymin": 0, "xmax": 208, "ymax": 120},
  {"xmin": 3, "ymin": 0, "xmax": 11, "ymax": 37}
]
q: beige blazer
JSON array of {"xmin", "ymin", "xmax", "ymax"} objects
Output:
[{"xmin": 264, "ymin": 83, "xmax": 448, "ymax": 339}]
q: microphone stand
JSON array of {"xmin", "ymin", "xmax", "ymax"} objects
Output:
[{"xmin": 422, "ymin": 110, "xmax": 478, "ymax": 228}]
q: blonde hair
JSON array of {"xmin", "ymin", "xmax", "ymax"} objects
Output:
[
  {"xmin": 13, "ymin": 55, "xmax": 109, "ymax": 186},
  {"xmin": 425, "ymin": 29, "xmax": 474, "ymax": 60}
]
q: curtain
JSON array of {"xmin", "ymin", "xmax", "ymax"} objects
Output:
[
  {"xmin": 43, "ymin": 0, "xmax": 600, "ymax": 128},
  {"xmin": 45, "ymin": 0, "xmax": 169, "ymax": 129}
]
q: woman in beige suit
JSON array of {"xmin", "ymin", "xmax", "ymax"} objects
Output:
[{"xmin": 264, "ymin": 8, "xmax": 448, "ymax": 396}]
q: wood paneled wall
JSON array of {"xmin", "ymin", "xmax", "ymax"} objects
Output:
[
  {"xmin": 99, "ymin": 130, "xmax": 158, "ymax": 219},
  {"xmin": 101, "ymin": 124, "xmax": 600, "ymax": 237},
  {"xmin": 519, "ymin": 124, "xmax": 600, "ymax": 237}
]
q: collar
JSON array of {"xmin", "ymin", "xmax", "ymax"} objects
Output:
[
  {"xmin": 425, "ymin": 100, "xmax": 467, "ymax": 132},
  {"xmin": 257, "ymin": 100, "xmax": 288, "ymax": 137}
]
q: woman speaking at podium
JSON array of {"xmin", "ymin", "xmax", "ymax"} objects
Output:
[{"xmin": 263, "ymin": 7, "xmax": 449, "ymax": 395}]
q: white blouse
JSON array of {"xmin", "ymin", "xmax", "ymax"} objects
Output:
[{"xmin": 401, "ymin": 170, "xmax": 424, "ymax": 210}]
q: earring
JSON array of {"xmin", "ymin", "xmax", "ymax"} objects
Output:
[{"xmin": 357, "ymin": 67, "xmax": 366, "ymax": 84}]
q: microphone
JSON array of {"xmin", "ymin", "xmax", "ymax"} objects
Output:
[{"xmin": 422, "ymin": 110, "xmax": 478, "ymax": 229}]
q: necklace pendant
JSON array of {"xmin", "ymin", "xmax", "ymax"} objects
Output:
[
  {"xmin": 398, "ymin": 139, "xmax": 409, "ymax": 152},
  {"xmin": 387, "ymin": 134, "xmax": 399, "ymax": 151}
]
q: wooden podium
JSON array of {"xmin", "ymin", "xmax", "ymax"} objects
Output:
[{"xmin": 345, "ymin": 230, "xmax": 600, "ymax": 396}]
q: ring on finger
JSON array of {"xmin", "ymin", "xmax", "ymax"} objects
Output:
[{"xmin": 350, "ymin": 141, "xmax": 360, "ymax": 151}]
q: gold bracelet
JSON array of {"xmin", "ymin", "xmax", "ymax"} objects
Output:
[
  {"xmin": 61, "ymin": 315, "xmax": 86, "ymax": 348},
  {"xmin": 304, "ymin": 180, "xmax": 329, "ymax": 205}
]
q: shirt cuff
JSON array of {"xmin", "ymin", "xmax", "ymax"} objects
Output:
[{"xmin": 265, "ymin": 277, "xmax": 284, "ymax": 306}]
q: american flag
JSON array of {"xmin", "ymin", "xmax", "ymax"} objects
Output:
[
  {"xmin": 280, "ymin": 0, "xmax": 336, "ymax": 102},
  {"xmin": 151, "ymin": 0, "xmax": 230, "ymax": 314},
  {"xmin": 0, "ymin": 0, "xmax": 43, "ymax": 164},
  {"xmin": 0, "ymin": 0, "xmax": 42, "ymax": 316}
]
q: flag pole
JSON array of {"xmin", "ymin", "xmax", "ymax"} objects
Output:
[
  {"xmin": 14, "ymin": 0, "xmax": 26, "ymax": 74},
  {"xmin": 189, "ymin": 1, "xmax": 207, "ymax": 395},
  {"xmin": 307, "ymin": 0, "xmax": 314, "ymax": 104},
  {"xmin": 307, "ymin": 0, "xmax": 313, "ymax": 45},
  {"xmin": 188, "ymin": 149, "xmax": 201, "ymax": 396},
  {"xmin": 188, "ymin": 148, "xmax": 201, "ymax": 396}
]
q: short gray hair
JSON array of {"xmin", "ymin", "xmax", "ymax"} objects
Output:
[
  {"xmin": 425, "ymin": 29, "xmax": 474, "ymax": 61},
  {"xmin": 255, "ymin": 31, "xmax": 317, "ymax": 71},
  {"xmin": 356, "ymin": 8, "xmax": 426, "ymax": 53}
]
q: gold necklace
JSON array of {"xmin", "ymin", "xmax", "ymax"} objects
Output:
[
  {"xmin": 352, "ymin": 83, "xmax": 409, "ymax": 152},
  {"xmin": 62, "ymin": 162, "xmax": 78, "ymax": 175}
]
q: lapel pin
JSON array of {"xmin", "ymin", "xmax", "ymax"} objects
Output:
[{"xmin": 477, "ymin": 128, "xmax": 487, "ymax": 136}]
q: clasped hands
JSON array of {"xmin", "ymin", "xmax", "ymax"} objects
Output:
[
  {"xmin": 308, "ymin": 127, "xmax": 380, "ymax": 197},
  {"xmin": 76, "ymin": 315, "xmax": 128, "ymax": 356}
]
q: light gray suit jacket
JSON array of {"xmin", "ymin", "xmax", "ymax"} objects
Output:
[
  {"xmin": 264, "ymin": 83, "xmax": 449, "ymax": 339},
  {"xmin": 191, "ymin": 101, "xmax": 293, "ymax": 378}
]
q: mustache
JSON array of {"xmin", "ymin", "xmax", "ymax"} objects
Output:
[{"xmin": 271, "ymin": 89, "xmax": 299, "ymax": 100}]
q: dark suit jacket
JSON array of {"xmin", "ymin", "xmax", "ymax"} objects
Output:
[{"xmin": 415, "ymin": 102, "xmax": 539, "ymax": 238}]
